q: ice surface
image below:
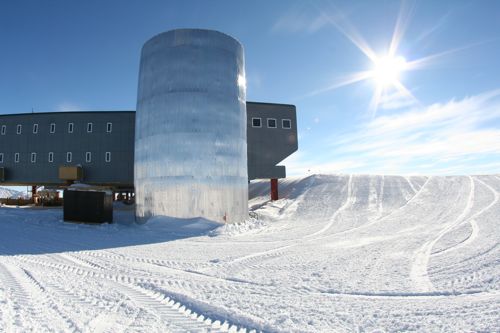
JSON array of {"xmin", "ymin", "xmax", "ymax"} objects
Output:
[
  {"xmin": 135, "ymin": 29, "xmax": 248, "ymax": 224},
  {"xmin": 0, "ymin": 174, "xmax": 498, "ymax": 332}
]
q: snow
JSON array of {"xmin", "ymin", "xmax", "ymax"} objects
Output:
[
  {"xmin": 0, "ymin": 174, "xmax": 499, "ymax": 332},
  {"xmin": 0, "ymin": 187, "xmax": 25, "ymax": 199}
]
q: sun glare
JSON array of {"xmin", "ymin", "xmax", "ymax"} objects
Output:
[
  {"xmin": 306, "ymin": 2, "xmax": 474, "ymax": 114},
  {"xmin": 372, "ymin": 55, "xmax": 407, "ymax": 87}
]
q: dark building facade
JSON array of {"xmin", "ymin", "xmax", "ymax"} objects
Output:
[{"xmin": 0, "ymin": 102, "xmax": 297, "ymax": 189}]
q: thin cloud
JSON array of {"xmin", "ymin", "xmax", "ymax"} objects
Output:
[
  {"xmin": 337, "ymin": 89, "xmax": 500, "ymax": 172},
  {"xmin": 379, "ymin": 89, "xmax": 418, "ymax": 110},
  {"xmin": 283, "ymin": 151, "xmax": 365, "ymax": 176},
  {"xmin": 271, "ymin": 4, "xmax": 329, "ymax": 34},
  {"xmin": 292, "ymin": 89, "xmax": 500, "ymax": 176},
  {"xmin": 56, "ymin": 102, "xmax": 85, "ymax": 112}
]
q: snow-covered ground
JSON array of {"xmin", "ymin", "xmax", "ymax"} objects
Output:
[
  {"xmin": 0, "ymin": 175, "xmax": 498, "ymax": 332},
  {"xmin": 0, "ymin": 187, "xmax": 24, "ymax": 199}
]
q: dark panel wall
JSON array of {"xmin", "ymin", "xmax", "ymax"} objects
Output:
[
  {"xmin": 0, "ymin": 102, "xmax": 298, "ymax": 186},
  {"xmin": 0, "ymin": 111, "xmax": 135, "ymax": 187},
  {"xmin": 246, "ymin": 102, "xmax": 298, "ymax": 180}
]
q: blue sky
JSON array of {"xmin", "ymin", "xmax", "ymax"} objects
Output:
[{"xmin": 1, "ymin": 0, "xmax": 499, "ymax": 176}]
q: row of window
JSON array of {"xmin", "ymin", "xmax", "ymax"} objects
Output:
[
  {"xmin": 0, "ymin": 152, "xmax": 112, "ymax": 163},
  {"xmin": 0, "ymin": 122, "xmax": 113, "ymax": 135},
  {"xmin": 252, "ymin": 118, "xmax": 292, "ymax": 129}
]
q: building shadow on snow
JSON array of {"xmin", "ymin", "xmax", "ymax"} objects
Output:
[{"xmin": 0, "ymin": 207, "xmax": 222, "ymax": 255}]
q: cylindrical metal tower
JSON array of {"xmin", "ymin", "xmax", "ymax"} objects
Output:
[{"xmin": 134, "ymin": 29, "xmax": 248, "ymax": 224}]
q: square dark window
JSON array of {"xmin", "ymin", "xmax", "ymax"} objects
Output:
[
  {"xmin": 282, "ymin": 119, "xmax": 292, "ymax": 129},
  {"xmin": 267, "ymin": 118, "xmax": 277, "ymax": 128},
  {"xmin": 252, "ymin": 118, "xmax": 262, "ymax": 127}
]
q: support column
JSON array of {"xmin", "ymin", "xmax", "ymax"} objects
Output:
[
  {"xmin": 31, "ymin": 185, "xmax": 37, "ymax": 203},
  {"xmin": 270, "ymin": 178, "xmax": 279, "ymax": 201}
]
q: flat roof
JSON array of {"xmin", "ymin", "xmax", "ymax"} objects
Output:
[
  {"xmin": 0, "ymin": 101, "xmax": 295, "ymax": 117},
  {"xmin": 0, "ymin": 110, "xmax": 135, "ymax": 117}
]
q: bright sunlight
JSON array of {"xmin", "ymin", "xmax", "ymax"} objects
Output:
[{"xmin": 372, "ymin": 55, "xmax": 407, "ymax": 87}]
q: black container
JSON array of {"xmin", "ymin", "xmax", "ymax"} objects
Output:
[{"xmin": 63, "ymin": 189, "xmax": 113, "ymax": 223}]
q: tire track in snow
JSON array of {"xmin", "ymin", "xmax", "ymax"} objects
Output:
[
  {"xmin": 0, "ymin": 262, "xmax": 19, "ymax": 332},
  {"xmin": 223, "ymin": 175, "xmax": 429, "ymax": 248},
  {"xmin": 96, "ymin": 249, "xmax": 312, "ymax": 298},
  {"xmin": 431, "ymin": 177, "xmax": 499, "ymax": 256},
  {"xmin": 314, "ymin": 287, "xmax": 499, "ymax": 299},
  {"xmin": 223, "ymin": 175, "xmax": 432, "ymax": 270},
  {"xmin": 48, "ymin": 282, "xmax": 132, "ymax": 333},
  {"xmin": 378, "ymin": 175, "xmax": 385, "ymax": 213},
  {"xmin": 16, "ymin": 251, "xmax": 311, "ymax": 331},
  {"xmin": 16, "ymin": 255, "xmax": 254, "ymax": 291},
  {"xmin": 110, "ymin": 283, "xmax": 211, "ymax": 332},
  {"xmin": 219, "ymin": 176, "xmax": 354, "ymax": 267},
  {"xmin": 305, "ymin": 174, "xmax": 354, "ymax": 238},
  {"xmin": 13, "ymin": 254, "xmax": 263, "ymax": 332},
  {"xmin": 21, "ymin": 267, "xmax": 81, "ymax": 332},
  {"xmin": 405, "ymin": 176, "xmax": 418, "ymax": 194},
  {"xmin": 119, "ymin": 283, "xmax": 264, "ymax": 333},
  {"xmin": 17, "ymin": 253, "xmax": 263, "ymax": 294},
  {"xmin": 312, "ymin": 175, "xmax": 432, "ymax": 242},
  {"xmin": 410, "ymin": 176, "xmax": 475, "ymax": 293},
  {"xmin": 78, "ymin": 250, "xmax": 276, "ymax": 292},
  {"xmin": 0, "ymin": 261, "xmax": 79, "ymax": 332},
  {"xmin": 80, "ymin": 250, "xmax": 208, "ymax": 272},
  {"xmin": 56, "ymin": 252, "xmax": 106, "ymax": 270}
]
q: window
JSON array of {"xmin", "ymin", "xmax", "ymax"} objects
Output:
[
  {"xmin": 50, "ymin": 123, "xmax": 56, "ymax": 133},
  {"xmin": 31, "ymin": 152, "xmax": 36, "ymax": 163},
  {"xmin": 282, "ymin": 119, "xmax": 292, "ymax": 129},
  {"xmin": 105, "ymin": 152, "xmax": 111, "ymax": 162},
  {"xmin": 66, "ymin": 152, "xmax": 72, "ymax": 163},
  {"xmin": 267, "ymin": 118, "xmax": 277, "ymax": 128},
  {"xmin": 0, "ymin": 153, "xmax": 3, "ymax": 163},
  {"xmin": 33, "ymin": 124, "xmax": 38, "ymax": 134},
  {"xmin": 106, "ymin": 122, "xmax": 112, "ymax": 133},
  {"xmin": 1, "ymin": 125, "xmax": 5, "ymax": 135},
  {"xmin": 68, "ymin": 122, "xmax": 74, "ymax": 133},
  {"xmin": 14, "ymin": 153, "xmax": 19, "ymax": 163},
  {"xmin": 251, "ymin": 117, "xmax": 262, "ymax": 128},
  {"xmin": 16, "ymin": 124, "xmax": 22, "ymax": 134},
  {"xmin": 87, "ymin": 122, "xmax": 93, "ymax": 133},
  {"xmin": 85, "ymin": 152, "xmax": 91, "ymax": 163},
  {"xmin": 48, "ymin": 152, "xmax": 54, "ymax": 163}
]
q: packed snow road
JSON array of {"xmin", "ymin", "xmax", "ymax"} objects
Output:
[{"xmin": 0, "ymin": 175, "xmax": 498, "ymax": 332}]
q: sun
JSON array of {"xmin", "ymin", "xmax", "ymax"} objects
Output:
[
  {"xmin": 372, "ymin": 55, "xmax": 407, "ymax": 87},
  {"xmin": 305, "ymin": 2, "xmax": 472, "ymax": 114}
]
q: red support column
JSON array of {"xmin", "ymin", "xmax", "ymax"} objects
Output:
[
  {"xmin": 31, "ymin": 185, "xmax": 37, "ymax": 203},
  {"xmin": 270, "ymin": 178, "xmax": 279, "ymax": 201}
]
